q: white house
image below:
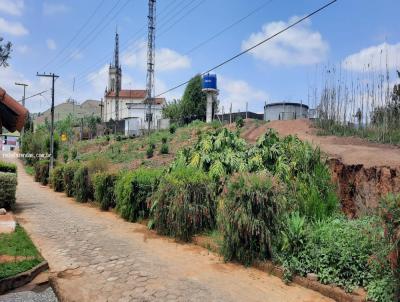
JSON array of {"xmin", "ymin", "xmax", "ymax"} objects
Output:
[{"xmin": 0, "ymin": 131, "xmax": 19, "ymax": 151}]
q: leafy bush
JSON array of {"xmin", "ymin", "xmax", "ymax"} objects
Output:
[
  {"xmin": 161, "ymin": 136, "xmax": 168, "ymax": 144},
  {"xmin": 146, "ymin": 144, "xmax": 154, "ymax": 158},
  {"xmin": 71, "ymin": 149, "xmax": 77, "ymax": 160},
  {"xmin": 218, "ymin": 172, "xmax": 285, "ymax": 265},
  {"xmin": 236, "ymin": 117, "xmax": 244, "ymax": 129},
  {"xmin": 150, "ymin": 167, "xmax": 215, "ymax": 241},
  {"xmin": 0, "ymin": 172, "xmax": 17, "ymax": 209},
  {"xmin": 50, "ymin": 165, "xmax": 64, "ymax": 192},
  {"xmin": 73, "ymin": 165, "xmax": 92, "ymax": 202},
  {"xmin": 249, "ymin": 130, "xmax": 338, "ymax": 220},
  {"xmin": 63, "ymin": 162, "xmax": 80, "ymax": 197},
  {"xmin": 34, "ymin": 160, "xmax": 49, "ymax": 185},
  {"xmin": 63, "ymin": 152, "xmax": 69, "ymax": 163},
  {"xmin": 160, "ymin": 143, "xmax": 169, "ymax": 154},
  {"xmin": 0, "ymin": 161, "xmax": 17, "ymax": 173},
  {"xmin": 86, "ymin": 158, "xmax": 109, "ymax": 175},
  {"xmin": 93, "ymin": 172, "xmax": 117, "ymax": 210},
  {"xmin": 169, "ymin": 123, "xmax": 177, "ymax": 134},
  {"xmin": 172, "ymin": 128, "xmax": 248, "ymax": 182},
  {"xmin": 278, "ymin": 216, "xmax": 394, "ymax": 297},
  {"xmin": 115, "ymin": 168, "xmax": 162, "ymax": 221},
  {"xmin": 378, "ymin": 194, "xmax": 400, "ymax": 300}
]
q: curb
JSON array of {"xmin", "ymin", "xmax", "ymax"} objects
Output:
[
  {"xmin": 0, "ymin": 261, "xmax": 49, "ymax": 294},
  {"xmin": 193, "ymin": 236, "xmax": 366, "ymax": 302}
]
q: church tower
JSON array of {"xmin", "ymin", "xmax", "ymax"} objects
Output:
[{"xmin": 108, "ymin": 31, "xmax": 122, "ymax": 93}]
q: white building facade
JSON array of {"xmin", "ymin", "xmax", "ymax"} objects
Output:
[{"xmin": 103, "ymin": 32, "xmax": 165, "ymax": 133}]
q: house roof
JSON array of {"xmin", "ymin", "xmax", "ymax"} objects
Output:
[
  {"xmin": 106, "ymin": 89, "xmax": 166, "ymax": 104},
  {"xmin": 106, "ymin": 89, "xmax": 147, "ymax": 99},
  {"xmin": 0, "ymin": 87, "xmax": 29, "ymax": 133}
]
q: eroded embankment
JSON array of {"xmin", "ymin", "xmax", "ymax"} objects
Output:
[{"xmin": 329, "ymin": 159, "xmax": 400, "ymax": 217}]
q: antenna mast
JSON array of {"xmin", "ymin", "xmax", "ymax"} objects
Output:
[
  {"xmin": 114, "ymin": 30, "xmax": 121, "ymax": 121},
  {"xmin": 146, "ymin": 0, "xmax": 156, "ymax": 133}
]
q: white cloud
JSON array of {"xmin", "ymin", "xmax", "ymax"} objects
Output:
[
  {"xmin": 0, "ymin": 17, "xmax": 28, "ymax": 36},
  {"xmin": 242, "ymin": 16, "xmax": 329, "ymax": 66},
  {"xmin": 43, "ymin": 2, "xmax": 69, "ymax": 15},
  {"xmin": 219, "ymin": 76, "xmax": 268, "ymax": 112},
  {"xmin": 122, "ymin": 40, "xmax": 191, "ymax": 72},
  {"xmin": 16, "ymin": 44, "xmax": 29, "ymax": 54},
  {"xmin": 0, "ymin": 0, "xmax": 24, "ymax": 16},
  {"xmin": 46, "ymin": 39, "xmax": 57, "ymax": 50},
  {"xmin": 342, "ymin": 42, "xmax": 400, "ymax": 72}
]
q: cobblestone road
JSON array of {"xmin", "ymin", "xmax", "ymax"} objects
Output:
[{"xmin": 11, "ymin": 156, "xmax": 332, "ymax": 302}]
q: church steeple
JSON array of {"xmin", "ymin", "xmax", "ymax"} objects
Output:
[
  {"xmin": 108, "ymin": 30, "xmax": 122, "ymax": 93},
  {"xmin": 113, "ymin": 29, "xmax": 120, "ymax": 69}
]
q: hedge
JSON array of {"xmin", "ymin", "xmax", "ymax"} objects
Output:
[
  {"xmin": 50, "ymin": 165, "xmax": 65, "ymax": 192},
  {"xmin": 73, "ymin": 165, "xmax": 92, "ymax": 202},
  {"xmin": 150, "ymin": 167, "xmax": 215, "ymax": 242},
  {"xmin": 0, "ymin": 172, "xmax": 17, "ymax": 209},
  {"xmin": 63, "ymin": 162, "xmax": 80, "ymax": 197},
  {"xmin": 115, "ymin": 168, "xmax": 163, "ymax": 221},
  {"xmin": 93, "ymin": 172, "xmax": 117, "ymax": 211},
  {"xmin": 0, "ymin": 161, "xmax": 17, "ymax": 173},
  {"xmin": 34, "ymin": 160, "xmax": 49, "ymax": 185}
]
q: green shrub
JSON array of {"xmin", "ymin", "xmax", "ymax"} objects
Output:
[
  {"xmin": 236, "ymin": 117, "xmax": 244, "ymax": 129},
  {"xmin": 160, "ymin": 143, "xmax": 169, "ymax": 154},
  {"xmin": 0, "ymin": 161, "xmax": 17, "ymax": 173},
  {"xmin": 34, "ymin": 160, "xmax": 49, "ymax": 185},
  {"xmin": 50, "ymin": 165, "xmax": 64, "ymax": 192},
  {"xmin": 146, "ymin": 145, "xmax": 154, "ymax": 158},
  {"xmin": 150, "ymin": 167, "xmax": 215, "ymax": 242},
  {"xmin": 73, "ymin": 165, "xmax": 92, "ymax": 202},
  {"xmin": 218, "ymin": 172, "xmax": 285, "ymax": 265},
  {"xmin": 0, "ymin": 172, "xmax": 17, "ymax": 209},
  {"xmin": 169, "ymin": 123, "xmax": 177, "ymax": 134},
  {"xmin": 115, "ymin": 168, "xmax": 162, "ymax": 221},
  {"xmin": 63, "ymin": 152, "xmax": 69, "ymax": 163},
  {"xmin": 93, "ymin": 172, "xmax": 117, "ymax": 211},
  {"xmin": 86, "ymin": 158, "xmax": 109, "ymax": 175},
  {"xmin": 161, "ymin": 136, "xmax": 168, "ymax": 144},
  {"xmin": 278, "ymin": 216, "xmax": 393, "ymax": 296},
  {"xmin": 63, "ymin": 162, "xmax": 80, "ymax": 197},
  {"xmin": 71, "ymin": 149, "xmax": 77, "ymax": 160}
]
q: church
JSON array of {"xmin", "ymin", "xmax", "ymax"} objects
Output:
[{"xmin": 103, "ymin": 32, "xmax": 165, "ymax": 132}]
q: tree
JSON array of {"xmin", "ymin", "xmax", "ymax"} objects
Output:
[
  {"xmin": 162, "ymin": 99, "xmax": 182, "ymax": 121},
  {"xmin": 0, "ymin": 37, "xmax": 12, "ymax": 67},
  {"xmin": 180, "ymin": 74, "xmax": 207, "ymax": 123}
]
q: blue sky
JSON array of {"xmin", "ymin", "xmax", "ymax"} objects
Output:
[{"xmin": 0, "ymin": 0, "xmax": 399, "ymax": 114}]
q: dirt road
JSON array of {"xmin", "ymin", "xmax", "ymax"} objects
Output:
[
  {"xmin": 7, "ymin": 155, "xmax": 332, "ymax": 302},
  {"xmin": 241, "ymin": 119, "xmax": 400, "ymax": 168}
]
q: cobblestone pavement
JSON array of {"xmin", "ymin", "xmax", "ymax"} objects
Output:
[
  {"xmin": 11, "ymin": 156, "xmax": 333, "ymax": 302},
  {"xmin": 0, "ymin": 286, "xmax": 57, "ymax": 302}
]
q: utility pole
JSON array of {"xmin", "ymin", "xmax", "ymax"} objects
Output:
[
  {"xmin": 229, "ymin": 103, "xmax": 232, "ymax": 124},
  {"xmin": 36, "ymin": 73, "xmax": 59, "ymax": 171},
  {"xmin": 145, "ymin": 0, "xmax": 156, "ymax": 134},
  {"xmin": 15, "ymin": 82, "xmax": 28, "ymax": 135},
  {"xmin": 15, "ymin": 82, "xmax": 28, "ymax": 107}
]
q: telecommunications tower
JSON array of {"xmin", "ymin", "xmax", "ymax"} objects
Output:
[{"xmin": 145, "ymin": 0, "xmax": 156, "ymax": 132}]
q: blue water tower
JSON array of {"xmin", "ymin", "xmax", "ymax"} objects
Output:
[
  {"xmin": 202, "ymin": 74, "xmax": 217, "ymax": 91},
  {"xmin": 202, "ymin": 74, "xmax": 219, "ymax": 123}
]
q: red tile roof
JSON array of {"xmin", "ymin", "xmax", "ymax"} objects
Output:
[
  {"xmin": 105, "ymin": 89, "xmax": 165, "ymax": 104},
  {"xmin": 0, "ymin": 87, "xmax": 29, "ymax": 133},
  {"xmin": 106, "ymin": 89, "xmax": 146, "ymax": 98}
]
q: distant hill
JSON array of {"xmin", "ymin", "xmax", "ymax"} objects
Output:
[{"xmin": 34, "ymin": 99, "xmax": 101, "ymax": 125}]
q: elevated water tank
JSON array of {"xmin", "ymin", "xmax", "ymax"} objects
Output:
[{"xmin": 202, "ymin": 74, "xmax": 217, "ymax": 91}]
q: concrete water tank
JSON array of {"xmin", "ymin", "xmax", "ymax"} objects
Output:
[{"xmin": 264, "ymin": 102, "xmax": 309, "ymax": 121}]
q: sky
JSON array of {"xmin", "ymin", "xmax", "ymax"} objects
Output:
[{"xmin": 0, "ymin": 0, "xmax": 399, "ymax": 114}]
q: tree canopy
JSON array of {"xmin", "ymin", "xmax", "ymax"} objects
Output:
[{"xmin": 0, "ymin": 37, "xmax": 12, "ymax": 67}]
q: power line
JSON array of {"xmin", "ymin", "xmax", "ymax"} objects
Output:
[
  {"xmin": 158, "ymin": 0, "xmax": 273, "ymax": 70},
  {"xmin": 156, "ymin": 0, "xmax": 338, "ymax": 97},
  {"xmin": 51, "ymin": 0, "xmax": 129, "ymax": 71},
  {"xmin": 39, "ymin": 0, "xmax": 106, "ymax": 71},
  {"xmin": 71, "ymin": 0, "xmax": 206, "ymax": 92}
]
